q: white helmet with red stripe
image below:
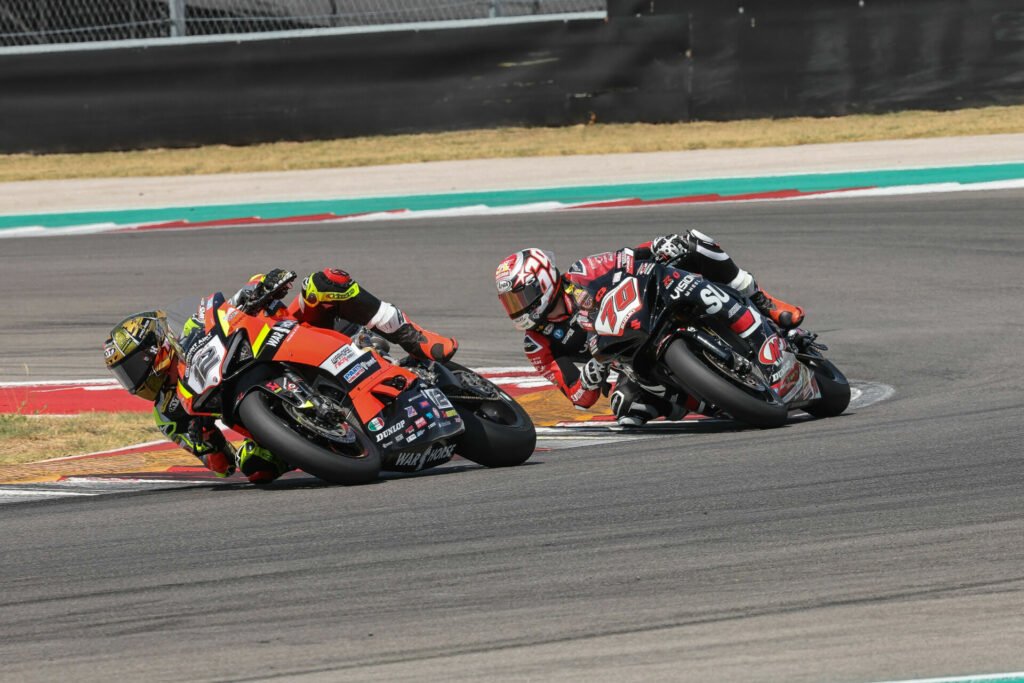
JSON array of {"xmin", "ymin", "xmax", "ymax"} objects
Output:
[{"xmin": 495, "ymin": 249, "xmax": 563, "ymax": 331}]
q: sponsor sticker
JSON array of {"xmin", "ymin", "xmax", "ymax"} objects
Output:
[
  {"xmin": 319, "ymin": 344, "xmax": 360, "ymax": 375},
  {"xmin": 759, "ymin": 335, "xmax": 784, "ymax": 365},
  {"xmin": 414, "ymin": 417, "xmax": 427, "ymax": 429},
  {"xmin": 368, "ymin": 417, "xmax": 384, "ymax": 432},
  {"xmin": 424, "ymin": 388, "xmax": 453, "ymax": 410},
  {"xmin": 342, "ymin": 359, "xmax": 378, "ymax": 384},
  {"xmin": 496, "ymin": 255, "xmax": 516, "ymax": 276},
  {"xmin": 374, "ymin": 420, "xmax": 406, "ymax": 443},
  {"xmin": 393, "ymin": 443, "xmax": 456, "ymax": 470},
  {"xmin": 444, "ymin": 409, "xmax": 458, "ymax": 418},
  {"xmin": 405, "ymin": 406, "xmax": 418, "ymax": 418}
]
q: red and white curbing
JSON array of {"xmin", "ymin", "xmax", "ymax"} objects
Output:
[{"xmin": 0, "ymin": 368, "xmax": 552, "ymax": 416}]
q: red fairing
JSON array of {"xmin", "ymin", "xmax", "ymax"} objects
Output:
[{"xmin": 524, "ymin": 330, "xmax": 600, "ymax": 409}]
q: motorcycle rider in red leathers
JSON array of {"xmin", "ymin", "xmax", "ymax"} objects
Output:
[
  {"xmin": 103, "ymin": 268, "xmax": 458, "ymax": 484},
  {"xmin": 495, "ymin": 231, "xmax": 805, "ymax": 425}
]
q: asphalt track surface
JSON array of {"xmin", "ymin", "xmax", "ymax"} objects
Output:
[{"xmin": 1, "ymin": 190, "xmax": 1023, "ymax": 681}]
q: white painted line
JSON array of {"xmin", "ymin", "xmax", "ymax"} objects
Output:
[
  {"xmin": 0, "ymin": 487, "xmax": 98, "ymax": 497},
  {"xmin": 63, "ymin": 477, "xmax": 196, "ymax": 485},
  {"xmin": 0, "ymin": 378, "xmax": 120, "ymax": 387},
  {"xmin": 35, "ymin": 440, "xmax": 169, "ymax": 462},
  {"xmin": 793, "ymin": 178, "xmax": 1024, "ymax": 200},
  {"xmin": 871, "ymin": 672, "xmax": 1024, "ymax": 683}
]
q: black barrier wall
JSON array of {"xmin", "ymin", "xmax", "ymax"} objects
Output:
[
  {"xmin": 0, "ymin": 17, "xmax": 689, "ymax": 153},
  {"xmin": 1, "ymin": 2, "xmax": 1022, "ymax": 153},
  {"xmin": 652, "ymin": 0, "xmax": 1024, "ymax": 119}
]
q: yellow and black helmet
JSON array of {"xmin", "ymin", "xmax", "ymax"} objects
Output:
[{"xmin": 103, "ymin": 311, "xmax": 175, "ymax": 401}]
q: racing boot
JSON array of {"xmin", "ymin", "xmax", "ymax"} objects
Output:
[
  {"xmin": 749, "ymin": 285, "xmax": 804, "ymax": 330},
  {"xmin": 610, "ymin": 380, "xmax": 687, "ymax": 426},
  {"xmin": 379, "ymin": 312, "xmax": 458, "ymax": 362},
  {"xmin": 233, "ymin": 440, "xmax": 291, "ymax": 485}
]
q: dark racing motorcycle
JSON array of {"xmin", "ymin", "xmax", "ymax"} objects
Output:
[
  {"xmin": 568, "ymin": 250, "xmax": 850, "ymax": 428},
  {"xmin": 166, "ymin": 293, "xmax": 535, "ymax": 484}
]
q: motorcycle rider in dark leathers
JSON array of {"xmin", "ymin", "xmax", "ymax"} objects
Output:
[
  {"xmin": 495, "ymin": 231, "xmax": 805, "ymax": 425},
  {"xmin": 103, "ymin": 268, "xmax": 458, "ymax": 484}
]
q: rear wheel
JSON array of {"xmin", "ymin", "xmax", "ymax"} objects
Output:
[
  {"xmin": 802, "ymin": 358, "xmax": 851, "ymax": 418},
  {"xmin": 445, "ymin": 363, "xmax": 536, "ymax": 468},
  {"xmin": 662, "ymin": 340, "xmax": 788, "ymax": 429},
  {"xmin": 238, "ymin": 391, "xmax": 381, "ymax": 484}
]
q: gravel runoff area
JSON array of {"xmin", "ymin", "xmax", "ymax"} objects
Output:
[{"xmin": 3, "ymin": 134, "xmax": 1024, "ymax": 216}]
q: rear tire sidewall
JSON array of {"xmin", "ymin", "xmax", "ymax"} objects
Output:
[
  {"xmin": 662, "ymin": 339, "xmax": 788, "ymax": 429},
  {"xmin": 237, "ymin": 391, "xmax": 381, "ymax": 484}
]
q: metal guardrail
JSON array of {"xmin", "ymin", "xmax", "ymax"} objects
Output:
[{"xmin": 0, "ymin": 0, "xmax": 606, "ymax": 47}]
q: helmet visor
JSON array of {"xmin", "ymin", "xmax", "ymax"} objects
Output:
[
  {"xmin": 498, "ymin": 279, "xmax": 544, "ymax": 319},
  {"xmin": 108, "ymin": 343, "xmax": 159, "ymax": 394}
]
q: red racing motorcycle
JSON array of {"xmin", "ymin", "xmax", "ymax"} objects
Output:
[{"xmin": 167, "ymin": 293, "xmax": 535, "ymax": 484}]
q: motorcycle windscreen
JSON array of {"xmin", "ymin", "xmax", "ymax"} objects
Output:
[{"xmin": 163, "ymin": 296, "xmax": 205, "ymax": 337}]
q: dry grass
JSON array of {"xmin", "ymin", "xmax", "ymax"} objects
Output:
[
  {"xmin": 0, "ymin": 412, "xmax": 163, "ymax": 465},
  {"xmin": 2, "ymin": 105, "xmax": 1023, "ymax": 182}
]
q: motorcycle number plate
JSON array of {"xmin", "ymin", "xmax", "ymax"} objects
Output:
[
  {"xmin": 183, "ymin": 336, "xmax": 227, "ymax": 396},
  {"xmin": 594, "ymin": 277, "xmax": 642, "ymax": 337}
]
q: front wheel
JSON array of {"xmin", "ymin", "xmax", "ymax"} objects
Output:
[
  {"xmin": 662, "ymin": 339, "xmax": 788, "ymax": 429},
  {"xmin": 445, "ymin": 363, "xmax": 536, "ymax": 468},
  {"xmin": 237, "ymin": 391, "xmax": 381, "ymax": 484}
]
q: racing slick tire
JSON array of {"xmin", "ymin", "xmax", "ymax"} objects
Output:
[
  {"xmin": 802, "ymin": 358, "xmax": 851, "ymax": 418},
  {"xmin": 445, "ymin": 363, "xmax": 536, "ymax": 468},
  {"xmin": 238, "ymin": 391, "xmax": 381, "ymax": 484},
  {"xmin": 663, "ymin": 339, "xmax": 788, "ymax": 429}
]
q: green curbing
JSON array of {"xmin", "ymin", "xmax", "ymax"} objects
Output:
[{"xmin": 2, "ymin": 162, "xmax": 1023, "ymax": 231}]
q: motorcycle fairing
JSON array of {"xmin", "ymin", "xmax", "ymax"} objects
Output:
[{"xmin": 375, "ymin": 390, "xmax": 464, "ymax": 472}]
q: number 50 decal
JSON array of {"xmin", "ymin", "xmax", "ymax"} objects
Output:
[{"xmin": 595, "ymin": 277, "xmax": 642, "ymax": 337}]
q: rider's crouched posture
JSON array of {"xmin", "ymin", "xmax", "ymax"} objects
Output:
[
  {"xmin": 495, "ymin": 231, "xmax": 805, "ymax": 426},
  {"xmin": 103, "ymin": 268, "xmax": 457, "ymax": 484}
]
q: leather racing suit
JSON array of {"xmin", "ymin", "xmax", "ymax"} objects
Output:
[{"xmin": 524, "ymin": 232, "xmax": 759, "ymax": 424}]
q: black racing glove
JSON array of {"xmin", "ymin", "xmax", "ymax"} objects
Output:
[
  {"xmin": 580, "ymin": 357, "xmax": 610, "ymax": 391},
  {"xmin": 256, "ymin": 268, "xmax": 296, "ymax": 301},
  {"xmin": 238, "ymin": 269, "xmax": 297, "ymax": 312},
  {"xmin": 651, "ymin": 234, "xmax": 693, "ymax": 263}
]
